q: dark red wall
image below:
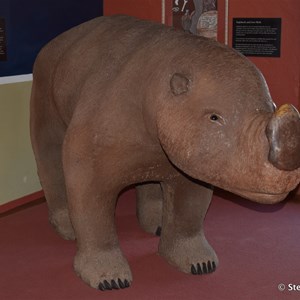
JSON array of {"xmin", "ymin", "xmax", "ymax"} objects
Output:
[
  {"xmin": 104, "ymin": 0, "xmax": 172, "ymax": 25},
  {"xmin": 104, "ymin": 0, "xmax": 300, "ymax": 109}
]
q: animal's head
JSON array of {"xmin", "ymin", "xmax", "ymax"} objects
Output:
[{"xmin": 155, "ymin": 42, "xmax": 300, "ymax": 203}]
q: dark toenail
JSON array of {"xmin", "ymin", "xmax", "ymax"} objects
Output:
[
  {"xmin": 212, "ymin": 261, "xmax": 216, "ymax": 270},
  {"xmin": 207, "ymin": 260, "xmax": 212, "ymax": 272},
  {"xmin": 124, "ymin": 279, "xmax": 130, "ymax": 288},
  {"xmin": 202, "ymin": 262, "xmax": 208, "ymax": 274},
  {"xmin": 103, "ymin": 280, "xmax": 112, "ymax": 290},
  {"xmin": 191, "ymin": 264, "xmax": 197, "ymax": 275},
  {"xmin": 197, "ymin": 263, "xmax": 203, "ymax": 275},
  {"xmin": 118, "ymin": 278, "xmax": 125, "ymax": 289},
  {"xmin": 98, "ymin": 282, "xmax": 105, "ymax": 291},
  {"xmin": 111, "ymin": 280, "xmax": 119, "ymax": 289},
  {"xmin": 155, "ymin": 226, "xmax": 162, "ymax": 236}
]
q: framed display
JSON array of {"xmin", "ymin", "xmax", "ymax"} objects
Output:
[
  {"xmin": 232, "ymin": 18, "xmax": 281, "ymax": 57},
  {"xmin": 172, "ymin": 0, "xmax": 218, "ymax": 40}
]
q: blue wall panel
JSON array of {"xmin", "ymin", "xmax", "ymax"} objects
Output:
[{"xmin": 0, "ymin": 0, "xmax": 103, "ymax": 76}]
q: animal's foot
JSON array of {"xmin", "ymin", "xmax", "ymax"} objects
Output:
[
  {"xmin": 191, "ymin": 260, "xmax": 217, "ymax": 275},
  {"xmin": 159, "ymin": 234, "xmax": 218, "ymax": 275},
  {"xmin": 49, "ymin": 208, "xmax": 75, "ymax": 240},
  {"xmin": 74, "ymin": 249, "xmax": 132, "ymax": 291}
]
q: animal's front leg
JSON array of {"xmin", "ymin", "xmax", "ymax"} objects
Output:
[
  {"xmin": 70, "ymin": 190, "xmax": 132, "ymax": 291},
  {"xmin": 63, "ymin": 130, "xmax": 132, "ymax": 291},
  {"xmin": 159, "ymin": 175, "xmax": 218, "ymax": 275}
]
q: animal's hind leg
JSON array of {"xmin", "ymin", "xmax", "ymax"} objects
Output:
[
  {"xmin": 38, "ymin": 145, "xmax": 75, "ymax": 241},
  {"xmin": 136, "ymin": 183, "xmax": 163, "ymax": 236},
  {"xmin": 30, "ymin": 81, "xmax": 75, "ymax": 240}
]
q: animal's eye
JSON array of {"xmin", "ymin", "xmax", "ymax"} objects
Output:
[
  {"xmin": 210, "ymin": 114, "xmax": 219, "ymax": 121},
  {"xmin": 206, "ymin": 113, "xmax": 225, "ymax": 126}
]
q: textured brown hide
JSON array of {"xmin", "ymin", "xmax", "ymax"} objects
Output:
[{"xmin": 30, "ymin": 15, "xmax": 300, "ymax": 291}]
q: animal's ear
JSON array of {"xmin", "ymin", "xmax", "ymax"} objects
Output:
[{"xmin": 170, "ymin": 73, "xmax": 190, "ymax": 96}]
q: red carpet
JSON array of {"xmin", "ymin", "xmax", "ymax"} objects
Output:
[{"xmin": 1, "ymin": 189, "xmax": 300, "ymax": 300}]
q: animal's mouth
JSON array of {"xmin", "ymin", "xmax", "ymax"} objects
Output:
[{"xmin": 229, "ymin": 188, "xmax": 289, "ymax": 204}]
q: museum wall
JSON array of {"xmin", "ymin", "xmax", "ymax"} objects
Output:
[
  {"xmin": 0, "ymin": 0, "xmax": 103, "ymax": 207},
  {"xmin": 104, "ymin": 0, "xmax": 173, "ymax": 25}
]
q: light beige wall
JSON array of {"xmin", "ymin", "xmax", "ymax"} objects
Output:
[{"xmin": 0, "ymin": 81, "xmax": 41, "ymax": 205}]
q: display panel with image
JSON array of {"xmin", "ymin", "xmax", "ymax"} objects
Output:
[{"xmin": 172, "ymin": 0, "xmax": 218, "ymax": 39}]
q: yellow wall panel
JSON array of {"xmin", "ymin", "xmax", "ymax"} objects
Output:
[{"xmin": 0, "ymin": 81, "xmax": 41, "ymax": 205}]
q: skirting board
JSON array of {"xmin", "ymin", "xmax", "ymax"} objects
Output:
[{"xmin": 0, "ymin": 190, "xmax": 44, "ymax": 215}]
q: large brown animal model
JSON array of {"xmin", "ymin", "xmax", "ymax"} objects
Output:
[{"xmin": 30, "ymin": 15, "xmax": 300, "ymax": 291}]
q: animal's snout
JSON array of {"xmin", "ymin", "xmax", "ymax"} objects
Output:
[{"xmin": 266, "ymin": 104, "xmax": 300, "ymax": 171}]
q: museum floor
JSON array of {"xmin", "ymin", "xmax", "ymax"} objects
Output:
[{"xmin": 1, "ymin": 189, "xmax": 300, "ymax": 300}]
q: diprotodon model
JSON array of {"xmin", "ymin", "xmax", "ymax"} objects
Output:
[{"xmin": 30, "ymin": 15, "xmax": 300, "ymax": 291}]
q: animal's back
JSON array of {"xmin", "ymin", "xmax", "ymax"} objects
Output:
[
  {"xmin": 31, "ymin": 15, "xmax": 178, "ymax": 123},
  {"xmin": 31, "ymin": 15, "xmax": 240, "ymax": 126}
]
